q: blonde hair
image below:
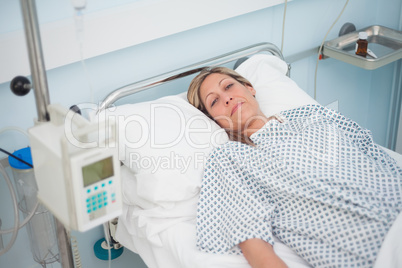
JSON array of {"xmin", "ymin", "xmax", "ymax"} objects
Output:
[{"xmin": 187, "ymin": 66, "xmax": 255, "ymax": 145}]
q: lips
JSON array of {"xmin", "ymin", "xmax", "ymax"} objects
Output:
[{"xmin": 231, "ymin": 102, "xmax": 243, "ymax": 116}]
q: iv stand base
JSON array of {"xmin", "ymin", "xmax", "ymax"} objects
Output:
[{"xmin": 94, "ymin": 238, "xmax": 124, "ymax": 260}]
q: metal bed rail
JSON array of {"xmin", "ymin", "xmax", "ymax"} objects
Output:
[{"xmin": 98, "ymin": 42, "xmax": 286, "ymax": 112}]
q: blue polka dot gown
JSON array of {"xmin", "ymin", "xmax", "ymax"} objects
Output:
[{"xmin": 196, "ymin": 105, "xmax": 402, "ymax": 267}]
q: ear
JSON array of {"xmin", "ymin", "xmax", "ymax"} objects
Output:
[{"xmin": 246, "ymin": 85, "xmax": 256, "ymax": 95}]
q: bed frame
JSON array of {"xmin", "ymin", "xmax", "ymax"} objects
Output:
[{"xmin": 98, "ymin": 42, "xmax": 288, "ymax": 112}]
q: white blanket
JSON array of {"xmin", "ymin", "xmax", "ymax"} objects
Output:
[
  {"xmin": 374, "ymin": 148, "xmax": 402, "ymax": 268},
  {"xmin": 374, "ymin": 212, "xmax": 402, "ymax": 268}
]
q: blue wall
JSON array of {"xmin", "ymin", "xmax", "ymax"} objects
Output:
[{"xmin": 1, "ymin": 0, "xmax": 401, "ymax": 267}]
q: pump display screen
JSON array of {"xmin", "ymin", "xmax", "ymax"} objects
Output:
[{"xmin": 82, "ymin": 156, "xmax": 114, "ymax": 187}]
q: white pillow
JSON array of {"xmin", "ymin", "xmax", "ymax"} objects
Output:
[
  {"xmin": 235, "ymin": 54, "xmax": 318, "ymax": 116},
  {"xmin": 99, "ymin": 94, "xmax": 227, "ymax": 208}
]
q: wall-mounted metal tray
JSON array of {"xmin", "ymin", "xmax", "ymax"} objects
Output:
[{"xmin": 323, "ymin": 25, "xmax": 402, "ymax": 70}]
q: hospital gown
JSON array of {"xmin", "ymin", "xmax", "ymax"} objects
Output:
[{"xmin": 196, "ymin": 104, "xmax": 402, "ymax": 267}]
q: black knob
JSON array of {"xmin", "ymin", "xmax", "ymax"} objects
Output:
[
  {"xmin": 69, "ymin": 105, "xmax": 82, "ymax": 115},
  {"xmin": 10, "ymin": 76, "xmax": 32, "ymax": 96}
]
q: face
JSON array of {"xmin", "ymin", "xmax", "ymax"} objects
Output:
[{"xmin": 199, "ymin": 73, "xmax": 266, "ymax": 133}]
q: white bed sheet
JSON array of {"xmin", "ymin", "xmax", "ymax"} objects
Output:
[
  {"xmin": 117, "ymin": 218, "xmax": 311, "ymax": 268},
  {"xmin": 117, "ymin": 147, "xmax": 402, "ymax": 268},
  {"xmin": 373, "ymin": 148, "xmax": 402, "ymax": 268}
]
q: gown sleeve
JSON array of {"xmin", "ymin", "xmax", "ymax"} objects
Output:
[
  {"xmin": 287, "ymin": 104, "xmax": 402, "ymax": 173},
  {"xmin": 196, "ymin": 145, "xmax": 276, "ymax": 255},
  {"xmin": 314, "ymin": 105, "xmax": 402, "ymax": 173}
]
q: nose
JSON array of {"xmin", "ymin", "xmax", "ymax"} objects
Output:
[{"xmin": 225, "ymin": 97, "xmax": 233, "ymax": 105}]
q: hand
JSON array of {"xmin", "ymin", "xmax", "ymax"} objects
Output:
[{"xmin": 239, "ymin": 238, "xmax": 288, "ymax": 268}]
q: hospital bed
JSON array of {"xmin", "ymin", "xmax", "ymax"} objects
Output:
[{"xmin": 96, "ymin": 42, "xmax": 402, "ymax": 268}]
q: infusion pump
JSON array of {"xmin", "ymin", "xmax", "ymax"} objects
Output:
[{"xmin": 29, "ymin": 104, "xmax": 122, "ymax": 232}]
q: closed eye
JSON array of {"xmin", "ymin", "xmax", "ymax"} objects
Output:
[
  {"xmin": 225, "ymin": 83, "xmax": 233, "ymax": 90},
  {"xmin": 211, "ymin": 98, "xmax": 218, "ymax": 107}
]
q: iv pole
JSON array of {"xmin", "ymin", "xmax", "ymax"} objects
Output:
[{"xmin": 19, "ymin": 0, "xmax": 75, "ymax": 267}]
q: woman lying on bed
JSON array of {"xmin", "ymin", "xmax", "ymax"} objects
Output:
[{"xmin": 187, "ymin": 67, "xmax": 402, "ymax": 268}]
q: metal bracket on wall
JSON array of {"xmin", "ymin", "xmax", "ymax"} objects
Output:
[{"xmin": 338, "ymin": 22, "xmax": 356, "ymax": 36}]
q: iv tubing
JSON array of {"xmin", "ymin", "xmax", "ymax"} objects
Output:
[
  {"xmin": 70, "ymin": 233, "xmax": 82, "ymax": 268},
  {"xmin": 0, "ymin": 201, "xmax": 39, "ymax": 235},
  {"xmin": 103, "ymin": 223, "xmax": 112, "ymax": 268},
  {"xmin": 314, "ymin": 0, "xmax": 349, "ymax": 100},
  {"xmin": 0, "ymin": 163, "xmax": 19, "ymax": 256},
  {"xmin": 73, "ymin": 7, "xmax": 95, "ymax": 104},
  {"xmin": 281, "ymin": 0, "xmax": 288, "ymax": 54},
  {"xmin": 0, "ymin": 127, "xmax": 29, "ymax": 140},
  {"xmin": 0, "ymin": 148, "xmax": 33, "ymax": 168}
]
